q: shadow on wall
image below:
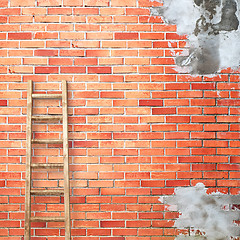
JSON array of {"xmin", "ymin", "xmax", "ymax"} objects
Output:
[
  {"xmin": 161, "ymin": 183, "xmax": 240, "ymax": 240},
  {"xmin": 151, "ymin": 0, "xmax": 240, "ymax": 75}
]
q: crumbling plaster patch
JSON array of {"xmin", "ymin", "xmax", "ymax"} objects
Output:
[
  {"xmin": 162, "ymin": 183, "xmax": 240, "ymax": 240},
  {"xmin": 151, "ymin": 0, "xmax": 240, "ymax": 75}
]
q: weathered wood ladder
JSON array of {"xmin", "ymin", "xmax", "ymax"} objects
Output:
[{"xmin": 24, "ymin": 80, "xmax": 70, "ymax": 240}]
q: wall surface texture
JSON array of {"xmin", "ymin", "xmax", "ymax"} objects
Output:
[{"xmin": 0, "ymin": 0, "xmax": 239, "ymax": 239}]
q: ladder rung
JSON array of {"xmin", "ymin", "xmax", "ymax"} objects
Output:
[
  {"xmin": 31, "ymin": 163, "xmax": 64, "ymax": 169},
  {"xmin": 32, "ymin": 94, "xmax": 62, "ymax": 99},
  {"xmin": 31, "ymin": 216, "xmax": 65, "ymax": 222},
  {"xmin": 32, "ymin": 139, "xmax": 63, "ymax": 144},
  {"xmin": 31, "ymin": 189, "xmax": 64, "ymax": 195},
  {"xmin": 32, "ymin": 115, "xmax": 63, "ymax": 121}
]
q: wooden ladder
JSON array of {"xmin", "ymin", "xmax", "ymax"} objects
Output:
[{"xmin": 24, "ymin": 80, "xmax": 70, "ymax": 240}]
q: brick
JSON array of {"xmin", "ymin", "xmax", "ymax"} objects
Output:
[
  {"xmin": 139, "ymin": 229, "xmax": 163, "ymax": 236},
  {"xmin": 9, "ymin": 50, "xmax": 33, "ymax": 57},
  {"xmin": 0, "ymin": 8, "xmax": 21, "ymax": 15},
  {"xmin": 112, "ymin": 212, "xmax": 137, "ymax": 220},
  {"xmin": 0, "ymin": 17, "xmax": 7, "ymax": 23},
  {"xmin": 114, "ymin": 148, "xmax": 138, "ymax": 156},
  {"xmin": 111, "ymin": 0, "xmax": 136, "ymax": 6},
  {"xmin": 101, "ymin": 26, "xmax": 125, "ymax": 33},
  {"xmin": 88, "ymin": 67, "xmax": 111, "ymax": 74},
  {"xmin": 60, "ymin": 49, "xmax": 84, "ymax": 56},
  {"xmin": 166, "ymin": 180, "xmax": 190, "ymax": 187},
  {"xmin": 63, "ymin": 0, "xmax": 83, "ymax": 6},
  {"xmin": 114, "ymin": 16, "xmax": 138, "ymax": 23},
  {"xmin": 0, "ymin": 58, "xmax": 21, "ymax": 65},
  {"xmin": 35, "ymin": 49, "xmax": 58, "ymax": 56},
  {"xmin": 191, "ymin": 99, "xmax": 216, "ymax": 106},
  {"xmin": 152, "ymin": 57, "xmax": 175, "ymax": 65},
  {"xmin": 35, "ymin": 15, "xmax": 60, "ymax": 23},
  {"xmin": 8, "ymin": 33, "xmax": 32, "ymax": 40},
  {"xmin": 37, "ymin": 0, "xmax": 62, "ymax": 6},
  {"xmin": 126, "ymin": 107, "xmax": 150, "ymax": 115},
  {"xmin": 10, "ymin": 16, "xmax": 33, "ymax": 23},
  {"xmin": 204, "ymin": 172, "xmax": 228, "ymax": 179},
  {"xmin": 86, "ymin": 50, "xmax": 110, "ymax": 57},
  {"xmin": 141, "ymin": 17, "xmax": 164, "ymax": 24},
  {"xmin": 112, "ymin": 50, "xmax": 138, "ymax": 57},
  {"xmin": 49, "ymin": 58, "xmax": 73, "ymax": 66},
  {"xmin": 100, "ymin": 7, "xmax": 124, "ymax": 15},
  {"xmin": 47, "ymin": 24, "xmax": 74, "ymax": 31},
  {"xmin": 22, "ymin": 23, "xmax": 46, "ymax": 30},
  {"xmin": 87, "ymin": 32, "xmax": 113, "ymax": 40},
  {"xmin": 141, "ymin": 33, "xmax": 164, "ymax": 39},
  {"xmin": 35, "ymin": 66, "xmax": 59, "ymax": 74},
  {"xmin": 88, "ymin": 229, "xmax": 111, "ymax": 236},
  {"xmin": 165, "ymin": 83, "xmax": 190, "ymax": 90},
  {"xmin": 113, "ymin": 66, "xmax": 137, "ymax": 73},
  {"xmin": 139, "ymin": 66, "xmax": 164, "ymax": 73},
  {"xmin": 60, "ymin": 32, "xmax": 84, "ymax": 40},
  {"xmin": 88, "ymin": 16, "xmax": 112, "ymax": 23},
  {"xmin": 139, "ymin": 100, "xmax": 163, "ymax": 106},
  {"xmin": 217, "ymin": 132, "xmax": 240, "ymax": 139},
  {"xmin": 61, "ymin": 67, "xmax": 86, "ymax": 73},
  {"xmin": 192, "ymin": 116, "xmax": 216, "ymax": 123},
  {"xmin": 0, "ymin": 0, "xmax": 8, "ymax": 7},
  {"xmin": 140, "ymin": 50, "xmax": 164, "ymax": 57},
  {"xmin": 166, "ymin": 116, "xmax": 190, "ymax": 123},
  {"xmin": 217, "ymin": 180, "xmax": 239, "ymax": 187},
  {"xmin": 101, "ymin": 220, "xmax": 125, "ymax": 228},
  {"xmin": 0, "ymin": 100, "xmax": 7, "ymax": 106},
  {"xmin": 218, "ymin": 99, "xmax": 240, "ymax": 106},
  {"xmin": 205, "ymin": 156, "xmax": 228, "ymax": 163},
  {"xmin": 62, "ymin": 15, "xmax": 86, "ymax": 22},
  {"xmin": 113, "ymin": 229, "xmax": 137, "ymax": 236},
  {"xmin": 48, "ymin": 7, "xmax": 72, "ymax": 15},
  {"xmin": 152, "ymin": 108, "xmax": 176, "ymax": 115},
  {"xmin": 115, "ymin": 33, "xmax": 138, "ymax": 40},
  {"xmin": 85, "ymin": 0, "xmax": 109, "ymax": 6},
  {"xmin": 76, "ymin": 58, "xmax": 98, "ymax": 66},
  {"xmin": 21, "ymin": 40, "xmax": 44, "ymax": 48},
  {"xmin": 99, "ymin": 172, "xmax": 124, "ymax": 180}
]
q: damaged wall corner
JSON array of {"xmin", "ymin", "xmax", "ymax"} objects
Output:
[{"xmin": 151, "ymin": 0, "xmax": 240, "ymax": 75}]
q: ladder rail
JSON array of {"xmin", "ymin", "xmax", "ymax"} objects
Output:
[
  {"xmin": 62, "ymin": 80, "xmax": 71, "ymax": 240},
  {"xmin": 24, "ymin": 80, "xmax": 32, "ymax": 240}
]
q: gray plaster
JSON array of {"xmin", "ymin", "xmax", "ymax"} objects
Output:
[
  {"xmin": 162, "ymin": 183, "xmax": 240, "ymax": 240},
  {"xmin": 152, "ymin": 0, "xmax": 240, "ymax": 75}
]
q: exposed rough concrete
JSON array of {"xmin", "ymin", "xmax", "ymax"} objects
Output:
[
  {"xmin": 151, "ymin": 0, "xmax": 240, "ymax": 75},
  {"xmin": 162, "ymin": 183, "xmax": 240, "ymax": 240}
]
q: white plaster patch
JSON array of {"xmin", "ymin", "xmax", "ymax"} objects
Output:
[
  {"xmin": 152, "ymin": 0, "xmax": 240, "ymax": 74},
  {"xmin": 162, "ymin": 0, "xmax": 201, "ymax": 35},
  {"xmin": 163, "ymin": 183, "xmax": 240, "ymax": 239},
  {"xmin": 219, "ymin": 30, "xmax": 240, "ymax": 70}
]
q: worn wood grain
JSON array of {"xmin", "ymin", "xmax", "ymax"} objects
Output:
[
  {"xmin": 31, "ymin": 163, "xmax": 64, "ymax": 169},
  {"xmin": 32, "ymin": 93, "xmax": 62, "ymax": 99},
  {"xmin": 62, "ymin": 80, "xmax": 71, "ymax": 240},
  {"xmin": 24, "ymin": 80, "xmax": 32, "ymax": 240},
  {"xmin": 31, "ymin": 216, "xmax": 65, "ymax": 222}
]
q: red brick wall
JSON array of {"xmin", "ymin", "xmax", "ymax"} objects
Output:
[{"xmin": 0, "ymin": 0, "xmax": 239, "ymax": 239}]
